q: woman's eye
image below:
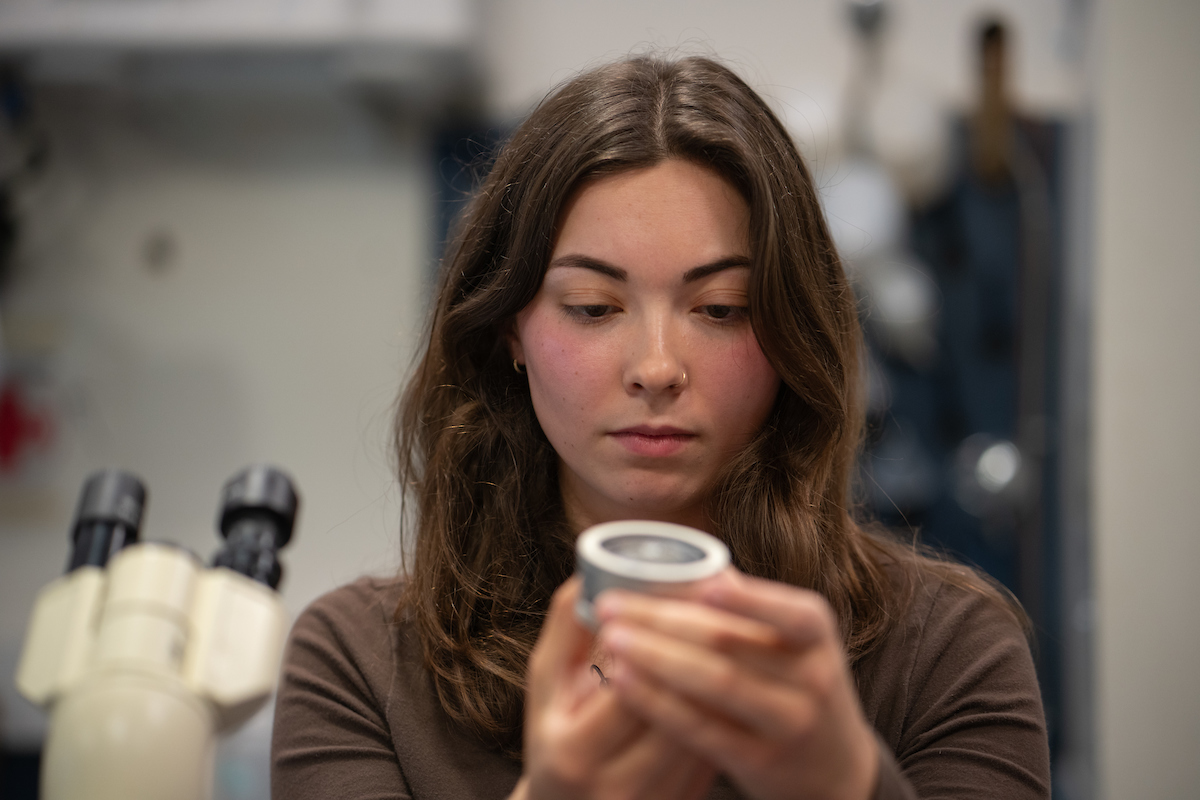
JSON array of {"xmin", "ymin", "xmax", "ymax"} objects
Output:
[
  {"xmin": 700, "ymin": 304, "xmax": 746, "ymax": 322},
  {"xmin": 566, "ymin": 304, "xmax": 615, "ymax": 320}
]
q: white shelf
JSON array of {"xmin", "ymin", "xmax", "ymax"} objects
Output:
[{"xmin": 0, "ymin": 0, "xmax": 474, "ymax": 51}]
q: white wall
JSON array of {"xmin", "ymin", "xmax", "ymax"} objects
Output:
[{"xmin": 1092, "ymin": 0, "xmax": 1200, "ymax": 796}]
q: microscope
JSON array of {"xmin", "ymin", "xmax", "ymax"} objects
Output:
[{"xmin": 15, "ymin": 465, "xmax": 299, "ymax": 800}]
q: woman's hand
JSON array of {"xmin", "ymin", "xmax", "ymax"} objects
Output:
[
  {"xmin": 512, "ymin": 578, "xmax": 717, "ymax": 800},
  {"xmin": 594, "ymin": 570, "xmax": 879, "ymax": 800}
]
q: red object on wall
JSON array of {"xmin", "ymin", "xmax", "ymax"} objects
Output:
[{"xmin": 0, "ymin": 377, "xmax": 52, "ymax": 473}]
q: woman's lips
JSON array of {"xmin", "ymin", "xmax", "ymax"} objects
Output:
[{"xmin": 609, "ymin": 426, "xmax": 696, "ymax": 457}]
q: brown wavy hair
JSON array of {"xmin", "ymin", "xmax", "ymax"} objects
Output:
[{"xmin": 396, "ymin": 54, "xmax": 1006, "ymax": 753}]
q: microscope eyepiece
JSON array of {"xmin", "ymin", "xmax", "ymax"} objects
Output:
[
  {"xmin": 67, "ymin": 469, "xmax": 147, "ymax": 572},
  {"xmin": 218, "ymin": 465, "xmax": 297, "ymax": 547},
  {"xmin": 212, "ymin": 465, "xmax": 298, "ymax": 589}
]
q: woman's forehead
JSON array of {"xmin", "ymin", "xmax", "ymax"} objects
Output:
[{"xmin": 548, "ymin": 160, "xmax": 750, "ymax": 273}]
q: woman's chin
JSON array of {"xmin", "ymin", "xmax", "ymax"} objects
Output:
[
  {"xmin": 596, "ymin": 493, "xmax": 709, "ymax": 529},
  {"xmin": 560, "ymin": 467, "xmax": 713, "ymax": 530}
]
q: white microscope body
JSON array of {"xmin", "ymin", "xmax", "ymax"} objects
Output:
[{"xmin": 15, "ymin": 467, "xmax": 297, "ymax": 800}]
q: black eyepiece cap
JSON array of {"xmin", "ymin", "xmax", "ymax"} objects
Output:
[
  {"xmin": 73, "ymin": 469, "xmax": 146, "ymax": 541},
  {"xmin": 218, "ymin": 465, "xmax": 298, "ymax": 549},
  {"xmin": 67, "ymin": 469, "xmax": 147, "ymax": 572}
]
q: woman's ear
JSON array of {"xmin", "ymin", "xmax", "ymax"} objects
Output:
[{"xmin": 504, "ymin": 319, "xmax": 526, "ymax": 365}]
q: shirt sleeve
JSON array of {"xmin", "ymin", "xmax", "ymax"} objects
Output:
[
  {"xmin": 865, "ymin": 581, "xmax": 1051, "ymax": 800},
  {"xmin": 271, "ymin": 582, "xmax": 413, "ymax": 800}
]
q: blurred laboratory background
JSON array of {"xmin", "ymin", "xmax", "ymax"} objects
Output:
[{"xmin": 0, "ymin": 0, "xmax": 1196, "ymax": 798}]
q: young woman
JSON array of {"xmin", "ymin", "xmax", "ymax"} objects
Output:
[{"xmin": 271, "ymin": 55, "xmax": 1050, "ymax": 800}]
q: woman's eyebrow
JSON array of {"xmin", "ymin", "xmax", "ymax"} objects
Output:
[
  {"xmin": 682, "ymin": 256, "xmax": 752, "ymax": 283},
  {"xmin": 547, "ymin": 255, "xmax": 627, "ymax": 280},
  {"xmin": 547, "ymin": 254, "xmax": 751, "ymax": 283}
]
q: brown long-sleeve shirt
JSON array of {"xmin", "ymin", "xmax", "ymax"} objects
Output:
[{"xmin": 271, "ymin": 574, "xmax": 1049, "ymax": 799}]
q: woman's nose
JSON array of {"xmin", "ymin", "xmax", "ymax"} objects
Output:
[{"xmin": 625, "ymin": 318, "xmax": 687, "ymax": 393}]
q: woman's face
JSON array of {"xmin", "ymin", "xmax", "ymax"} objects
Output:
[{"xmin": 509, "ymin": 159, "xmax": 781, "ymax": 533}]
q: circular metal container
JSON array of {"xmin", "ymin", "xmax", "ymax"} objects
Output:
[{"xmin": 575, "ymin": 520, "xmax": 730, "ymax": 629}]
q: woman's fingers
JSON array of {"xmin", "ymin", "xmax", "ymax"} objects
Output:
[
  {"xmin": 594, "ymin": 585, "xmax": 838, "ymax": 694},
  {"xmin": 597, "ymin": 588, "xmax": 783, "ymax": 653},
  {"xmin": 527, "ymin": 578, "xmax": 646, "ymax": 757},
  {"xmin": 528, "ymin": 685, "xmax": 714, "ymax": 800},
  {"xmin": 602, "ymin": 617, "xmax": 824, "ymax": 739},
  {"xmin": 606, "ymin": 655, "xmax": 758, "ymax": 768},
  {"xmin": 565, "ymin": 683, "xmax": 648, "ymax": 756},
  {"xmin": 605, "ymin": 722, "xmax": 718, "ymax": 800},
  {"xmin": 522, "ymin": 578, "xmax": 724, "ymax": 800},
  {"xmin": 593, "ymin": 575, "xmax": 879, "ymax": 800},
  {"xmin": 699, "ymin": 570, "xmax": 838, "ymax": 648},
  {"xmin": 597, "ymin": 574, "xmax": 837, "ymax": 654},
  {"xmin": 528, "ymin": 577, "xmax": 591, "ymax": 692},
  {"xmin": 593, "ymin": 576, "xmax": 855, "ymax": 742}
]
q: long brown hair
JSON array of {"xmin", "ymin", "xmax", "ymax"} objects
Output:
[{"xmin": 396, "ymin": 54, "xmax": 1006, "ymax": 753}]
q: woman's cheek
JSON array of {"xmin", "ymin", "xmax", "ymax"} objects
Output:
[
  {"xmin": 528, "ymin": 326, "xmax": 613, "ymax": 418},
  {"xmin": 712, "ymin": 333, "xmax": 781, "ymax": 430}
]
